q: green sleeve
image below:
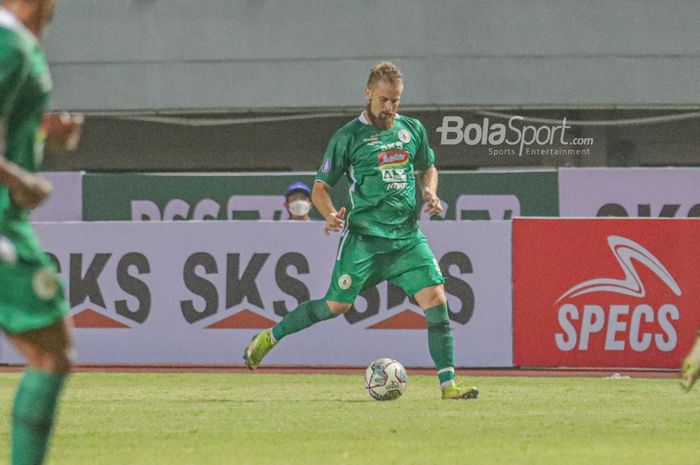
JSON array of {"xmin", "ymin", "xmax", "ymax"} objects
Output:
[
  {"xmin": 413, "ymin": 120, "xmax": 435, "ymax": 171},
  {"xmin": 315, "ymin": 132, "xmax": 350, "ymax": 187},
  {"xmin": 0, "ymin": 42, "xmax": 26, "ymax": 118}
]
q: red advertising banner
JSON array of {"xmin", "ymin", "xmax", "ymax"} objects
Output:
[{"xmin": 513, "ymin": 218, "xmax": 700, "ymax": 368}]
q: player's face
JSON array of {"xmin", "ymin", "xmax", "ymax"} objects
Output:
[
  {"xmin": 38, "ymin": 0, "xmax": 57, "ymax": 27},
  {"xmin": 365, "ymin": 79, "xmax": 403, "ymax": 130}
]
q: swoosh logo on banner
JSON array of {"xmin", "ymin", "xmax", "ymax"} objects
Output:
[{"xmin": 557, "ymin": 235, "xmax": 682, "ymax": 303}]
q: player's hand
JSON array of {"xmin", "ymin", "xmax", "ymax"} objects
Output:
[
  {"xmin": 10, "ymin": 173, "xmax": 53, "ymax": 210},
  {"xmin": 422, "ymin": 190, "xmax": 443, "ymax": 215},
  {"xmin": 324, "ymin": 207, "xmax": 346, "ymax": 235},
  {"xmin": 42, "ymin": 112, "xmax": 84, "ymax": 152}
]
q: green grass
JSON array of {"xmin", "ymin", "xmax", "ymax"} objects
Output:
[{"xmin": 0, "ymin": 372, "xmax": 699, "ymax": 465}]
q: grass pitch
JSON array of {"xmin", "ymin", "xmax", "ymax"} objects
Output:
[{"xmin": 0, "ymin": 372, "xmax": 698, "ymax": 465}]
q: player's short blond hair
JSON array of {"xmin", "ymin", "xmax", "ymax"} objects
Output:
[{"xmin": 366, "ymin": 62, "xmax": 403, "ymax": 88}]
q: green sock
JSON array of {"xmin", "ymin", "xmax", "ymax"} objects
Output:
[
  {"xmin": 12, "ymin": 370, "xmax": 67, "ymax": 465},
  {"xmin": 272, "ymin": 299, "xmax": 336, "ymax": 341},
  {"xmin": 425, "ymin": 304, "xmax": 456, "ymax": 386}
]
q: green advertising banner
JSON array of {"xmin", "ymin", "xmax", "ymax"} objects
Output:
[
  {"xmin": 82, "ymin": 170, "xmax": 558, "ymax": 221},
  {"xmin": 83, "ymin": 173, "xmax": 344, "ymax": 221},
  {"xmin": 432, "ymin": 170, "xmax": 558, "ymax": 220}
]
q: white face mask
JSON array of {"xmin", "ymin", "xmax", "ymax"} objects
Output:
[{"xmin": 288, "ymin": 199, "xmax": 311, "ymax": 217}]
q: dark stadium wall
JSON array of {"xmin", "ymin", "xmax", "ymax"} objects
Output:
[{"xmin": 42, "ymin": 109, "xmax": 700, "ymax": 171}]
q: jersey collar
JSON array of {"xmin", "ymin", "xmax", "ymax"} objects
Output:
[
  {"xmin": 0, "ymin": 7, "xmax": 36, "ymax": 40},
  {"xmin": 358, "ymin": 112, "xmax": 401, "ymax": 126}
]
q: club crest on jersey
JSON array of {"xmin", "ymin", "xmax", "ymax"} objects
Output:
[
  {"xmin": 398, "ymin": 129, "xmax": 411, "ymax": 143},
  {"xmin": 338, "ymin": 274, "xmax": 352, "ymax": 290},
  {"xmin": 33, "ymin": 269, "xmax": 59, "ymax": 301}
]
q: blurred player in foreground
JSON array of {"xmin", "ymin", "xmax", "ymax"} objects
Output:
[
  {"xmin": 681, "ymin": 331, "xmax": 700, "ymax": 391},
  {"xmin": 245, "ymin": 62, "xmax": 478, "ymax": 400},
  {"xmin": 284, "ymin": 181, "xmax": 312, "ymax": 221},
  {"xmin": 0, "ymin": 0, "xmax": 82, "ymax": 463}
]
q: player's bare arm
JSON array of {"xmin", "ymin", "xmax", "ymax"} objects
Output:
[
  {"xmin": 312, "ymin": 181, "xmax": 346, "ymax": 235},
  {"xmin": 0, "ymin": 158, "xmax": 52, "ymax": 209},
  {"xmin": 417, "ymin": 165, "xmax": 442, "ymax": 215}
]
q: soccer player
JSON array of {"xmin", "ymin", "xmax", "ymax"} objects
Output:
[
  {"xmin": 245, "ymin": 62, "xmax": 478, "ymax": 400},
  {"xmin": 681, "ymin": 331, "xmax": 700, "ymax": 391},
  {"xmin": 284, "ymin": 181, "xmax": 312, "ymax": 221},
  {"xmin": 1, "ymin": 1, "xmax": 82, "ymax": 463}
]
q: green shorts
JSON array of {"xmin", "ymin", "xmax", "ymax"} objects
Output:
[
  {"xmin": 0, "ymin": 221, "xmax": 68, "ymax": 334},
  {"xmin": 325, "ymin": 229, "xmax": 445, "ymax": 304}
]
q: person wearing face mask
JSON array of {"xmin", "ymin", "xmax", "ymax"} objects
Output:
[{"xmin": 284, "ymin": 181, "xmax": 312, "ymax": 221}]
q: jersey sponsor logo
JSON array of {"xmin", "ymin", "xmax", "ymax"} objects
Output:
[
  {"xmin": 321, "ymin": 158, "xmax": 331, "ymax": 173},
  {"xmin": 381, "ymin": 169, "xmax": 407, "ymax": 183},
  {"xmin": 381, "ymin": 168, "xmax": 408, "ymax": 190},
  {"xmin": 378, "ymin": 150, "xmax": 409, "ymax": 168},
  {"xmin": 379, "ymin": 141, "xmax": 404, "ymax": 152},
  {"xmin": 398, "ymin": 129, "xmax": 411, "ymax": 143},
  {"xmin": 364, "ymin": 133, "xmax": 383, "ymax": 147},
  {"xmin": 379, "ymin": 150, "xmax": 409, "ymax": 190}
]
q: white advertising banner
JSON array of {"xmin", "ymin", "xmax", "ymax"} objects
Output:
[
  {"xmin": 560, "ymin": 168, "xmax": 700, "ymax": 218},
  {"xmin": 1, "ymin": 221, "xmax": 513, "ymax": 367},
  {"xmin": 32, "ymin": 171, "xmax": 84, "ymax": 221}
]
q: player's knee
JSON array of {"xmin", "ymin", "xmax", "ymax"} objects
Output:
[
  {"xmin": 327, "ymin": 301, "xmax": 352, "ymax": 315},
  {"xmin": 427, "ymin": 296, "xmax": 447, "ymax": 308},
  {"xmin": 415, "ymin": 285, "xmax": 447, "ymax": 309}
]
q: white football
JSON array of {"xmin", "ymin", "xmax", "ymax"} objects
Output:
[{"xmin": 364, "ymin": 358, "xmax": 408, "ymax": 401}]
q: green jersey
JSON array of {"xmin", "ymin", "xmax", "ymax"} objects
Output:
[
  {"xmin": 0, "ymin": 9, "xmax": 52, "ymax": 222},
  {"xmin": 315, "ymin": 113, "xmax": 436, "ymax": 239},
  {"xmin": 0, "ymin": 10, "xmax": 66, "ymax": 334}
]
